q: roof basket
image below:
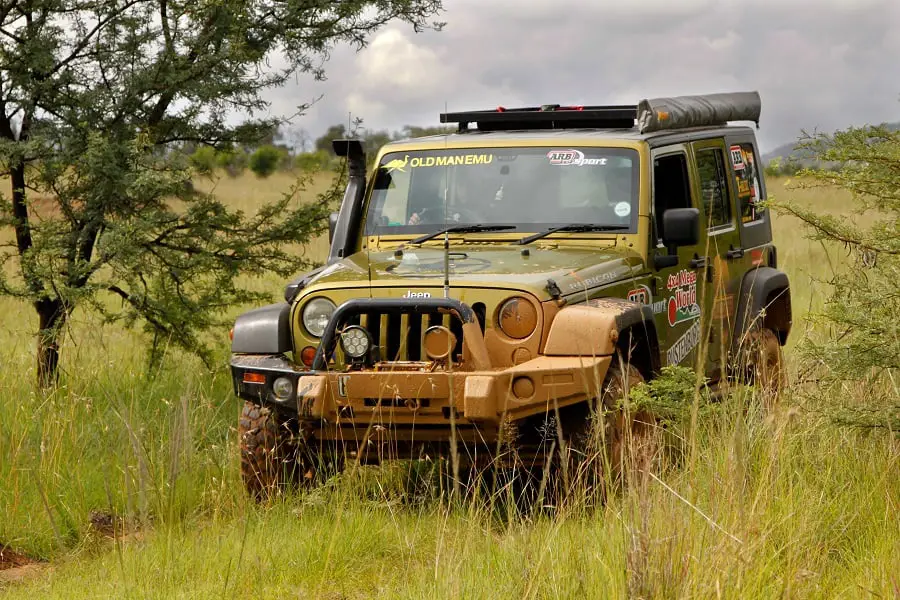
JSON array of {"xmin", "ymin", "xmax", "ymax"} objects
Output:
[{"xmin": 440, "ymin": 92, "xmax": 761, "ymax": 133}]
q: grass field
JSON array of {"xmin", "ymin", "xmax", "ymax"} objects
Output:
[{"xmin": 0, "ymin": 172, "xmax": 897, "ymax": 598}]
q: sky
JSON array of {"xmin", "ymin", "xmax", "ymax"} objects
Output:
[{"xmin": 265, "ymin": 0, "xmax": 900, "ymax": 153}]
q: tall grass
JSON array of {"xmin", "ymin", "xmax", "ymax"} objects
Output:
[{"xmin": 0, "ymin": 176, "xmax": 897, "ymax": 598}]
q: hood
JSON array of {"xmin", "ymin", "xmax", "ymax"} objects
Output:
[{"xmin": 300, "ymin": 243, "xmax": 646, "ymax": 300}]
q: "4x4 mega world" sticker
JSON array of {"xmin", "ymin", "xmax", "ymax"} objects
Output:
[{"xmin": 666, "ymin": 269, "xmax": 700, "ymax": 327}]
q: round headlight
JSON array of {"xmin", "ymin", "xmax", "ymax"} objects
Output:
[
  {"xmin": 302, "ymin": 297, "xmax": 336, "ymax": 337},
  {"xmin": 272, "ymin": 377, "xmax": 293, "ymax": 401},
  {"xmin": 497, "ymin": 296, "xmax": 538, "ymax": 339},
  {"xmin": 340, "ymin": 325, "xmax": 371, "ymax": 360}
]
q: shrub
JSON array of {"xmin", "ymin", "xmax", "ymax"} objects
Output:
[
  {"xmin": 216, "ymin": 148, "xmax": 248, "ymax": 177},
  {"xmin": 294, "ymin": 150, "xmax": 336, "ymax": 172},
  {"xmin": 249, "ymin": 145, "xmax": 283, "ymax": 178},
  {"xmin": 189, "ymin": 145, "xmax": 218, "ymax": 174}
]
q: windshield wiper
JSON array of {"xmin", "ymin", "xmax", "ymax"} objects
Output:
[
  {"xmin": 517, "ymin": 224, "xmax": 630, "ymax": 245},
  {"xmin": 407, "ymin": 224, "xmax": 516, "ymax": 246}
]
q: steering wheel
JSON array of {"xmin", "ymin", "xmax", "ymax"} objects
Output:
[{"xmin": 412, "ymin": 205, "xmax": 484, "ymax": 225}]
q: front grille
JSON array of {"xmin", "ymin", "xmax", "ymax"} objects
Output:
[
  {"xmin": 354, "ymin": 312, "xmax": 466, "ymax": 361},
  {"xmin": 312, "ymin": 297, "xmax": 489, "ymax": 372}
]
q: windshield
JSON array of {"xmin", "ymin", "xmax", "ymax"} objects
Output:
[{"xmin": 365, "ymin": 146, "xmax": 639, "ymax": 237}]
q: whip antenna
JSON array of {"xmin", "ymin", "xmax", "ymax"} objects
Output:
[
  {"xmin": 443, "ymin": 231, "xmax": 450, "ymax": 298},
  {"xmin": 443, "ymin": 99, "xmax": 451, "ymax": 300}
]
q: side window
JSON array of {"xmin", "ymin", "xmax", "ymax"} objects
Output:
[
  {"xmin": 652, "ymin": 153, "xmax": 691, "ymax": 241},
  {"xmin": 368, "ymin": 167, "xmax": 413, "ymax": 230},
  {"xmin": 728, "ymin": 143, "xmax": 764, "ymax": 223},
  {"xmin": 695, "ymin": 149, "xmax": 732, "ymax": 229}
]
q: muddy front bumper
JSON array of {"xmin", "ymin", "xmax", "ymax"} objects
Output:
[
  {"xmin": 230, "ymin": 353, "xmax": 611, "ymax": 439},
  {"xmin": 229, "ymin": 297, "xmax": 613, "ymax": 441}
]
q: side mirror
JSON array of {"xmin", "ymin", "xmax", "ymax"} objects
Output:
[
  {"xmin": 328, "ymin": 211, "xmax": 339, "ymax": 243},
  {"xmin": 662, "ymin": 208, "xmax": 700, "ymax": 247}
]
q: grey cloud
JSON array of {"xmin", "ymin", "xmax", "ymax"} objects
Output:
[{"xmin": 270, "ymin": 0, "xmax": 900, "ymax": 151}]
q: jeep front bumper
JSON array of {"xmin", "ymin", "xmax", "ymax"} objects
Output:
[
  {"xmin": 231, "ymin": 353, "xmax": 611, "ymax": 440},
  {"xmin": 230, "ymin": 297, "xmax": 613, "ymax": 442}
]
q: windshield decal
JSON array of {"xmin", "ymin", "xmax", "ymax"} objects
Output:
[
  {"xmin": 406, "ymin": 153, "xmax": 494, "ymax": 168},
  {"xmin": 614, "ymin": 202, "xmax": 631, "ymax": 217},
  {"xmin": 547, "ymin": 149, "xmax": 608, "ymax": 167}
]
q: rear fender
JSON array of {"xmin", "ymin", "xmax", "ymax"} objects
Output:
[{"xmin": 731, "ymin": 267, "xmax": 792, "ymax": 353}]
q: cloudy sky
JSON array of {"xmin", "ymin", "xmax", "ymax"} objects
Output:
[{"xmin": 266, "ymin": 0, "xmax": 899, "ymax": 152}]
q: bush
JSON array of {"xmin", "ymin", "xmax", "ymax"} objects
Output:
[
  {"xmin": 294, "ymin": 150, "xmax": 336, "ymax": 172},
  {"xmin": 216, "ymin": 148, "xmax": 248, "ymax": 177},
  {"xmin": 249, "ymin": 145, "xmax": 283, "ymax": 178},
  {"xmin": 189, "ymin": 145, "xmax": 218, "ymax": 175}
]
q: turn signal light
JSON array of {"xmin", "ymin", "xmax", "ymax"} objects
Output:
[
  {"xmin": 242, "ymin": 372, "xmax": 265, "ymax": 384},
  {"xmin": 300, "ymin": 346, "xmax": 317, "ymax": 367}
]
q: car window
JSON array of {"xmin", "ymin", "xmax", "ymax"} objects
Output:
[
  {"xmin": 695, "ymin": 149, "xmax": 732, "ymax": 229},
  {"xmin": 728, "ymin": 143, "xmax": 764, "ymax": 224},
  {"xmin": 652, "ymin": 152, "xmax": 692, "ymax": 242},
  {"xmin": 365, "ymin": 147, "xmax": 639, "ymax": 236}
]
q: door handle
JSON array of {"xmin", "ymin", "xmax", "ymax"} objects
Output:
[
  {"xmin": 690, "ymin": 254, "xmax": 714, "ymax": 282},
  {"xmin": 726, "ymin": 247, "xmax": 744, "ymax": 259},
  {"xmin": 689, "ymin": 255, "xmax": 709, "ymax": 269}
]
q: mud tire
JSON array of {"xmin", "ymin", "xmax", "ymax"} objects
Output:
[
  {"xmin": 239, "ymin": 401, "xmax": 308, "ymax": 501},
  {"xmin": 547, "ymin": 364, "xmax": 659, "ymax": 506},
  {"xmin": 602, "ymin": 364, "xmax": 659, "ymax": 482},
  {"xmin": 745, "ymin": 328, "xmax": 785, "ymax": 403}
]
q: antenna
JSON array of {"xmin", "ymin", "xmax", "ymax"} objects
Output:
[
  {"xmin": 443, "ymin": 231, "xmax": 450, "ymax": 299},
  {"xmin": 442, "ymin": 99, "xmax": 451, "ymax": 299}
]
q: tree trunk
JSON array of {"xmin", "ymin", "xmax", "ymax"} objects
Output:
[{"xmin": 36, "ymin": 298, "xmax": 66, "ymax": 388}]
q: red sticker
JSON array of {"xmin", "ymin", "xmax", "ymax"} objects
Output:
[{"xmin": 729, "ymin": 145, "xmax": 745, "ymax": 170}]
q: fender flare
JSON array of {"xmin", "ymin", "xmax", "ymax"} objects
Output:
[
  {"xmin": 731, "ymin": 266, "xmax": 792, "ymax": 355},
  {"xmin": 231, "ymin": 303, "xmax": 292, "ymax": 354},
  {"xmin": 544, "ymin": 298, "xmax": 660, "ymax": 373}
]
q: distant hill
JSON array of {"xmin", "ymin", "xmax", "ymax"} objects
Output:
[{"xmin": 763, "ymin": 121, "xmax": 900, "ymax": 165}]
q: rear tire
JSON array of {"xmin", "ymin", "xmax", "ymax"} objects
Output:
[{"xmin": 745, "ymin": 328, "xmax": 785, "ymax": 403}]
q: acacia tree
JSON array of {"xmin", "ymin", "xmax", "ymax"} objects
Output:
[
  {"xmin": 0, "ymin": 0, "xmax": 443, "ymax": 385},
  {"xmin": 775, "ymin": 124, "xmax": 899, "ymax": 429}
]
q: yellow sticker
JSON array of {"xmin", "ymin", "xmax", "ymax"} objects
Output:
[{"xmin": 409, "ymin": 154, "xmax": 494, "ymax": 168}]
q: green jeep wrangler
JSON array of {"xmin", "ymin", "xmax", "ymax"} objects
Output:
[{"xmin": 230, "ymin": 91, "xmax": 791, "ymax": 499}]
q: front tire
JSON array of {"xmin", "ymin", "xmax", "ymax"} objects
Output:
[
  {"xmin": 550, "ymin": 363, "xmax": 659, "ymax": 505},
  {"xmin": 238, "ymin": 401, "xmax": 308, "ymax": 501}
]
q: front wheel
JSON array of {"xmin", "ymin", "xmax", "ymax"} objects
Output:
[
  {"xmin": 238, "ymin": 401, "xmax": 312, "ymax": 501},
  {"xmin": 550, "ymin": 364, "xmax": 659, "ymax": 505}
]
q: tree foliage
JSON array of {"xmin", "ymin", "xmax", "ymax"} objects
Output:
[
  {"xmin": 774, "ymin": 124, "xmax": 900, "ymax": 428},
  {"xmin": 0, "ymin": 0, "xmax": 443, "ymax": 384}
]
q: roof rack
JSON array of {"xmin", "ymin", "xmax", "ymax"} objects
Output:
[
  {"xmin": 440, "ymin": 104, "xmax": 637, "ymax": 132},
  {"xmin": 440, "ymin": 92, "xmax": 761, "ymax": 134}
]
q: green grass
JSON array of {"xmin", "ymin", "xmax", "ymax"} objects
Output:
[{"xmin": 0, "ymin": 174, "xmax": 897, "ymax": 598}]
